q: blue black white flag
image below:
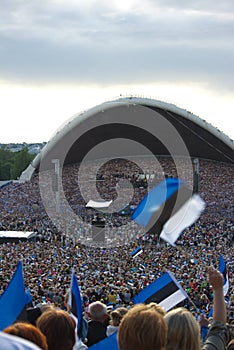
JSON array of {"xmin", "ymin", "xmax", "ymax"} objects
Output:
[
  {"xmin": 134, "ymin": 271, "xmax": 188, "ymax": 311},
  {"xmin": 132, "ymin": 178, "xmax": 205, "ymax": 245},
  {"xmin": 70, "ymin": 270, "xmax": 88, "ymax": 341},
  {"xmin": 131, "ymin": 246, "xmax": 143, "ymax": 259},
  {"xmin": 70, "ymin": 270, "xmax": 83, "ymax": 328}
]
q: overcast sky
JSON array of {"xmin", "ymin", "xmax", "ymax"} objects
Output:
[{"xmin": 0, "ymin": 0, "xmax": 234, "ymax": 143}]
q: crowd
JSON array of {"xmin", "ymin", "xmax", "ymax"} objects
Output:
[
  {"xmin": 0, "ymin": 156, "xmax": 233, "ymax": 348},
  {"xmin": 0, "ymin": 267, "xmax": 233, "ymax": 349}
]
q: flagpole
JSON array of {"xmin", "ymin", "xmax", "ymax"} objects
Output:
[
  {"xmin": 187, "ymin": 294, "xmax": 200, "ymax": 314},
  {"xmin": 177, "ymin": 277, "xmax": 200, "ymax": 314}
]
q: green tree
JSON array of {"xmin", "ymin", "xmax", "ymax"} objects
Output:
[
  {"xmin": 10, "ymin": 147, "xmax": 34, "ymax": 180},
  {"xmin": 0, "ymin": 149, "xmax": 14, "ymax": 180}
]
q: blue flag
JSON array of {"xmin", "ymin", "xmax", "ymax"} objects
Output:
[
  {"xmin": 132, "ymin": 178, "xmax": 184, "ymax": 227},
  {"xmin": 134, "ymin": 271, "xmax": 188, "ymax": 311},
  {"xmin": 0, "ymin": 261, "xmax": 27, "ymax": 330},
  {"xmin": 132, "ymin": 178, "xmax": 205, "ymax": 245},
  {"xmin": 70, "ymin": 270, "xmax": 83, "ymax": 330},
  {"xmin": 25, "ymin": 288, "xmax": 32, "ymax": 304},
  {"xmin": 88, "ymin": 332, "xmax": 119, "ymax": 350},
  {"xmin": 131, "ymin": 246, "xmax": 143, "ymax": 258},
  {"xmin": 70, "ymin": 270, "xmax": 88, "ymax": 341},
  {"xmin": 219, "ymin": 254, "xmax": 229, "ymax": 296}
]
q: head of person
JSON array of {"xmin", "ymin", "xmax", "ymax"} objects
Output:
[
  {"xmin": 109, "ymin": 309, "xmax": 124, "ymax": 327},
  {"xmin": 36, "ymin": 309, "xmax": 76, "ymax": 350},
  {"xmin": 164, "ymin": 307, "xmax": 201, "ymax": 350},
  {"xmin": 88, "ymin": 301, "xmax": 108, "ymax": 322},
  {"xmin": 118, "ymin": 303, "xmax": 167, "ymax": 350},
  {"xmin": 115, "ymin": 307, "xmax": 128, "ymax": 317},
  {"xmin": 3, "ymin": 322, "xmax": 48, "ymax": 350}
]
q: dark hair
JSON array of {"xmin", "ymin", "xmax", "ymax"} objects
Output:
[{"xmin": 37, "ymin": 309, "xmax": 76, "ymax": 350}]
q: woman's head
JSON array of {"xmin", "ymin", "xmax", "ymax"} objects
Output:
[
  {"xmin": 109, "ymin": 309, "xmax": 125, "ymax": 327},
  {"xmin": 118, "ymin": 303, "xmax": 167, "ymax": 350},
  {"xmin": 164, "ymin": 307, "xmax": 201, "ymax": 350},
  {"xmin": 4, "ymin": 322, "xmax": 48, "ymax": 350},
  {"xmin": 36, "ymin": 309, "xmax": 76, "ymax": 350}
]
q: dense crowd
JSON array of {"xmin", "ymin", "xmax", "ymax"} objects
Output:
[{"xmin": 0, "ymin": 156, "xmax": 233, "ymax": 349}]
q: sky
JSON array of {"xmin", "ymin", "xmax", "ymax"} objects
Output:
[{"xmin": 0, "ymin": 0, "xmax": 234, "ymax": 143}]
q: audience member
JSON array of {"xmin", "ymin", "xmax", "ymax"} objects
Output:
[
  {"xmin": 86, "ymin": 301, "xmax": 108, "ymax": 347},
  {"xmin": 164, "ymin": 267, "xmax": 231, "ymax": 350},
  {"xmin": 118, "ymin": 303, "xmax": 167, "ymax": 350},
  {"xmin": 3, "ymin": 323, "xmax": 48, "ymax": 350},
  {"xmin": 37, "ymin": 309, "xmax": 76, "ymax": 350},
  {"xmin": 106, "ymin": 307, "xmax": 128, "ymax": 336}
]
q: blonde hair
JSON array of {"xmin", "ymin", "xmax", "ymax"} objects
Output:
[
  {"xmin": 164, "ymin": 307, "xmax": 201, "ymax": 350},
  {"xmin": 118, "ymin": 303, "xmax": 167, "ymax": 350}
]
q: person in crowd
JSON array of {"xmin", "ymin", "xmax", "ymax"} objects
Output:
[
  {"xmin": 0, "ymin": 331, "xmax": 41, "ymax": 350},
  {"xmin": 118, "ymin": 303, "xmax": 167, "ymax": 350},
  {"xmin": 36, "ymin": 309, "xmax": 76, "ymax": 350},
  {"xmin": 106, "ymin": 307, "xmax": 128, "ymax": 336},
  {"xmin": 164, "ymin": 307, "xmax": 201, "ymax": 350},
  {"xmin": 3, "ymin": 322, "xmax": 48, "ymax": 350},
  {"xmin": 86, "ymin": 301, "xmax": 109, "ymax": 347},
  {"xmin": 164, "ymin": 267, "xmax": 231, "ymax": 350}
]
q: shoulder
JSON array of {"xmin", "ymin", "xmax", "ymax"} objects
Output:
[
  {"xmin": 202, "ymin": 321, "xmax": 230, "ymax": 350},
  {"xmin": 0, "ymin": 332, "xmax": 41, "ymax": 350}
]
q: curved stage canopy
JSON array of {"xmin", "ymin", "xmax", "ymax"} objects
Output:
[{"xmin": 20, "ymin": 97, "xmax": 234, "ymax": 182}]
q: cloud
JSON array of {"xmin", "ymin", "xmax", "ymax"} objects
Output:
[{"xmin": 0, "ymin": 0, "xmax": 233, "ymax": 91}]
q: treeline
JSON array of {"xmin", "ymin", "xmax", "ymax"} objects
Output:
[{"xmin": 0, "ymin": 147, "xmax": 34, "ymax": 180}]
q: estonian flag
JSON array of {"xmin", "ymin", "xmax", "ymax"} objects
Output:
[
  {"xmin": 131, "ymin": 246, "xmax": 143, "ymax": 259},
  {"xmin": 219, "ymin": 254, "xmax": 229, "ymax": 296},
  {"xmin": 134, "ymin": 271, "xmax": 188, "ymax": 311},
  {"xmin": 132, "ymin": 178, "xmax": 205, "ymax": 245},
  {"xmin": 69, "ymin": 270, "xmax": 87, "ymax": 341},
  {"xmin": 0, "ymin": 262, "xmax": 29, "ymax": 330},
  {"xmin": 70, "ymin": 270, "xmax": 83, "ymax": 329}
]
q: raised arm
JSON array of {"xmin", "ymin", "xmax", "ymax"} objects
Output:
[
  {"xmin": 208, "ymin": 267, "xmax": 226, "ymax": 324},
  {"xmin": 202, "ymin": 267, "xmax": 229, "ymax": 350}
]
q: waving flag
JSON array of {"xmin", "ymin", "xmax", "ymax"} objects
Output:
[
  {"xmin": 132, "ymin": 178, "xmax": 205, "ymax": 245},
  {"xmin": 134, "ymin": 271, "xmax": 188, "ymax": 311},
  {"xmin": 219, "ymin": 255, "xmax": 229, "ymax": 296},
  {"xmin": 131, "ymin": 246, "xmax": 143, "ymax": 259},
  {"xmin": 69, "ymin": 270, "xmax": 88, "ymax": 341},
  {"xmin": 0, "ymin": 262, "xmax": 28, "ymax": 330},
  {"xmin": 70, "ymin": 271, "xmax": 83, "ymax": 328}
]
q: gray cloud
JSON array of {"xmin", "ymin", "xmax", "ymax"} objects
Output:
[{"xmin": 0, "ymin": 0, "xmax": 233, "ymax": 90}]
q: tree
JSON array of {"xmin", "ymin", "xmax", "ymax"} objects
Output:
[
  {"xmin": 10, "ymin": 148, "xmax": 34, "ymax": 180},
  {"xmin": 0, "ymin": 149, "xmax": 14, "ymax": 180}
]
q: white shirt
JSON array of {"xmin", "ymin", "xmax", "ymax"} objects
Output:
[{"xmin": 0, "ymin": 332, "xmax": 41, "ymax": 350}]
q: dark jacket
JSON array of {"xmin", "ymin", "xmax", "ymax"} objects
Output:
[{"xmin": 86, "ymin": 320, "xmax": 107, "ymax": 347}]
